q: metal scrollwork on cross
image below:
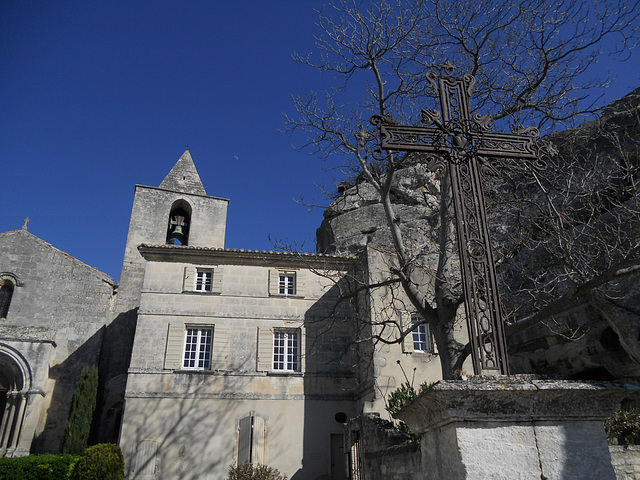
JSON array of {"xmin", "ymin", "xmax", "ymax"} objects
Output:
[{"xmin": 370, "ymin": 65, "xmax": 551, "ymax": 375}]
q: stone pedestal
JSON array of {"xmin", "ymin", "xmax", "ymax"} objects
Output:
[{"xmin": 395, "ymin": 376, "xmax": 629, "ymax": 480}]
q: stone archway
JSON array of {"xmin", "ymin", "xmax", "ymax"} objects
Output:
[{"xmin": 0, "ymin": 346, "xmax": 32, "ymax": 457}]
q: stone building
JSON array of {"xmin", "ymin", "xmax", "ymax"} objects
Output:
[
  {"xmin": 116, "ymin": 152, "xmax": 446, "ymax": 479},
  {"xmin": 0, "ymin": 150, "xmax": 456, "ymax": 478},
  {"xmin": 0, "ymin": 227, "xmax": 115, "ymax": 456}
]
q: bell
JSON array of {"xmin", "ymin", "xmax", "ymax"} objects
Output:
[{"xmin": 170, "ymin": 224, "xmax": 187, "ymax": 245}]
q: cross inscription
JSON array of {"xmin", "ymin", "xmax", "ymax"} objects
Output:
[{"xmin": 371, "ymin": 67, "xmax": 546, "ymax": 375}]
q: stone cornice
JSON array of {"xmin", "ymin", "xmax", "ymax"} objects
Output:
[{"xmin": 138, "ymin": 244, "xmax": 357, "ymax": 269}]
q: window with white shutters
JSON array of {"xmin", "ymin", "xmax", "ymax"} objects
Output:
[{"xmin": 182, "ymin": 327, "xmax": 213, "ymax": 370}]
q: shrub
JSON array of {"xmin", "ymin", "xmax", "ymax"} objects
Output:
[
  {"xmin": 68, "ymin": 443, "xmax": 123, "ymax": 480},
  {"xmin": 385, "ymin": 380, "xmax": 433, "ymax": 441},
  {"xmin": 605, "ymin": 406, "xmax": 640, "ymax": 445},
  {"xmin": 227, "ymin": 462, "xmax": 288, "ymax": 480},
  {"xmin": 63, "ymin": 365, "xmax": 99, "ymax": 454},
  {"xmin": 0, "ymin": 454, "xmax": 78, "ymax": 480}
]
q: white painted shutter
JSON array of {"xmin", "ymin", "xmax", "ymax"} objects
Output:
[
  {"xmin": 299, "ymin": 327, "xmax": 306, "ymax": 372},
  {"xmin": 252, "ymin": 415, "xmax": 266, "ymax": 464},
  {"xmin": 431, "ymin": 325, "xmax": 438, "ymax": 355},
  {"xmin": 210, "ymin": 324, "xmax": 229, "ymax": 370},
  {"xmin": 238, "ymin": 416, "xmax": 252, "ymax": 465},
  {"xmin": 212, "ymin": 266, "xmax": 224, "ymax": 293},
  {"xmin": 183, "ymin": 266, "xmax": 196, "ymax": 291},
  {"xmin": 296, "ymin": 270, "xmax": 307, "ymax": 297},
  {"xmin": 401, "ymin": 312, "xmax": 413, "ymax": 353},
  {"xmin": 257, "ymin": 327, "xmax": 273, "ymax": 372},
  {"xmin": 268, "ymin": 270, "xmax": 278, "ymax": 295},
  {"xmin": 132, "ymin": 440, "xmax": 158, "ymax": 476},
  {"xmin": 164, "ymin": 323, "xmax": 184, "ymax": 369}
]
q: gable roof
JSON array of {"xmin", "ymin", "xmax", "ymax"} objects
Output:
[
  {"xmin": 158, "ymin": 150, "xmax": 207, "ymax": 196},
  {"xmin": 0, "ymin": 229, "xmax": 115, "ymax": 286}
]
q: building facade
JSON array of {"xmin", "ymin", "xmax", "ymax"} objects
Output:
[
  {"xmin": 0, "ymin": 227, "xmax": 115, "ymax": 456},
  {"xmin": 0, "ymin": 151, "xmax": 448, "ymax": 479}
]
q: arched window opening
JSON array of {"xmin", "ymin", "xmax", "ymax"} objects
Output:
[
  {"xmin": 0, "ymin": 280, "xmax": 14, "ymax": 319},
  {"xmin": 166, "ymin": 200, "xmax": 192, "ymax": 246},
  {"xmin": 0, "ymin": 350, "xmax": 29, "ymax": 454}
]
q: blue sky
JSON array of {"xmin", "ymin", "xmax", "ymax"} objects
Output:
[{"xmin": 2, "ymin": 1, "xmax": 639, "ymax": 282}]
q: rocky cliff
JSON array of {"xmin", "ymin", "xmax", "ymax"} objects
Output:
[{"xmin": 317, "ymin": 86, "xmax": 640, "ymax": 382}]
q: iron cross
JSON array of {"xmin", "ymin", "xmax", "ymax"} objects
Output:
[{"xmin": 371, "ymin": 66, "xmax": 547, "ymax": 375}]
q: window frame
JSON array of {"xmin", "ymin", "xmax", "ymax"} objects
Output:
[
  {"xmin": 0, "ymin": 280, "xmax": 14, "ymax": 319},
  {"xmin": 0, "ymin": 275, "xmax": 19, "ymax": 320},
  {"xmin": 272, "ymin": 329, "xmax": 300, "ymax": 372},
  {"xmin": 411, "ymin": 315, "xmax": 430, "ymax": 353},
  {"xmin": 278, "ymin": 273, "xmax": 296, "ymax": 296},
  {"xmin": 195, "ymin": 268, "xmax": 213, "ymax": 292},
  {"xmin": 182, "ymin": 326, "xmax": 214, "ymax": 371}
]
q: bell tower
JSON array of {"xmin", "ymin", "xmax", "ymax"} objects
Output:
[
  {"xmin": 118, "ymin": 150, "xmax": 228, "ymax": 305},
  {"xmin": 95, "ymin": 151, "xmax": 229, "ymax": 443}
]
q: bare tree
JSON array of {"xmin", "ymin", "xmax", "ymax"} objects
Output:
[{"xmin": 285, "ymin": 0, "xmax": 640, "ymax": 378}]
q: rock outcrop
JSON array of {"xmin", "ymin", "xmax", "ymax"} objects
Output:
[{"xmin": 317, "ymin": 86, "xmax": 640, "ymax": 382}]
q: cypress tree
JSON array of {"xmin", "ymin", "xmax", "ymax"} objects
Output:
[{"xmin": 63, "ymin": 365, "xmax": 99, "ymax": 454}]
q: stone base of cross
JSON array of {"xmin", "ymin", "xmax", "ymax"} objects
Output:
[{"xmin": 371, "ymin": 66, "xmax": 547, "ymax": 375}]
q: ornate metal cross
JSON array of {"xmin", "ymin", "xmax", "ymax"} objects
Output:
[{"xmin": 371, "ymin": 67, "xmax": 547, "ymax": 375}]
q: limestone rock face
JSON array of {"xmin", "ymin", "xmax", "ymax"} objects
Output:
[
  {"xmin": 317, "ymin": 162, "xmax": 442, "ymax": 255},
  {"xmin": 318, "ymin": 86, "xmax": 640, "ymax": 383}
]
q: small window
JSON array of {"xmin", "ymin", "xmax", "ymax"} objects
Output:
[
  {"xmin": 273, "ymin": 329, "xmax": 300, "ymax": 371},
  {"xmin": 182, "ymin": 327, "xmax": 213, "ymax": 370},
  {"xmin": 411, "ymin": 316, "xmax": 430, "ymax": 353},
  {"xmin": 195, "ymin": 269, "xmax": 213, "ymax": 292},
  {"xmin": 0, "ymin": 280, "xmax": 14, "ymax": 319},
  {"xmin": 279, "ymin": 273, "xmax": 296, "ymax": 295}
]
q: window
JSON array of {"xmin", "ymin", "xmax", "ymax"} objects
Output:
[
  {"xmin": 279, "ymin": 273, "xmax": 295, "ymax": 295},
  {"xmin": 183, "ymin": 266, "xmax": 222, "ymax": 293},
  {"xmin": 195, "ymin": 269, "xmax": 212, "ymax": 292},
  {"xmin": 0, "ymin": 281, "xmax": 13, "ymax": 319},
  {"xmin": 182, "ymin": 327, "xmax": 213, "ymax": 370},
  {"xmin": 165, "ymin": 323, "xmax": 228, "ymax": 370},
  {"xmin": 273, "ymin": 329, "xmax": 300, "ymax": 371},
  {"xmin": 269, "ymin": 269, "xmax": 306, "ymax": 297},
  {"xmin": 411, "ymin": 316, "xmax": 430, "ymax": 353}
]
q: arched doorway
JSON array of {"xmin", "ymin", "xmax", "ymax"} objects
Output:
[{"xmin": 0, "ymin": 347, "xmax": 31, "ymax": 456}]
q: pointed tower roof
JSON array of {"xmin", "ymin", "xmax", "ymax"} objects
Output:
[{"xmin": 158, "ymin": 150, "xmax": 207, "ymax": 196}]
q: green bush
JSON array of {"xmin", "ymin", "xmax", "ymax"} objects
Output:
[
  {"xmin": 0, "ymin": 454, "xmax": 78, "ymax": 480},
  {"xmin": 385, "ymin": 380, "xmax": 432, "ymax": 441},
  {"xmin": 63, "ymin": 365, "xmax": 99, "ymax": 455},
  {"xmin": 605, "ymin": 406, "xmax": 640, "ymax": 445},
  {"xmin": 68, "ymin": 443, "xmax": 123, "ymax": 480},
  {"xmin": 227, "ymin": 462, "xmax": 288, "ymax": 480}
]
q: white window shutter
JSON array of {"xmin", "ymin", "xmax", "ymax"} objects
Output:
[
  {"xmin": 299, "ymin": 327, "xmax": 306, "ymax": 372},
  {"xmin": 238, "ymin": 416, "xmax": 252, "ymax": 465},
  {"xmin": 183, "ymin": 266, "xmax": 196, "ymax": 291},
  {"xmin": 296, "ymin": 270, "xmax": 307, "ymax": 298},
  {"xmin": 212, "ymin": 266, "xmax": 224, "ymax": 294},
  {"xmin": 132, "ymin": 440, "xmax": 158, "ymax": 476},
  {"xmin": 268, "ymin": 270, "xmax": 278, "ymax": 295},
  {"xmin": 257, "ymin": 327, "xmax": 273, "ymax": 372},
  {"xmin": 210, "ymin": 324, "xmax": 229, "ymax": 370},
  {"xmin": 431, "ymin": 326, "xmax": 438, "ymax": 355},
  {"xmin": 401, "ymin": 312, "xmax": 413, "ymax": 353},
  {"xmin": 252, "ymin": 415, "xmax": 266, "ymax": 465},
  {"xmin": 164, "ymin": 323, "xmax": 184, "ymax": 369}
]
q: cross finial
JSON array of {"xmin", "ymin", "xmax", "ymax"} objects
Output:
[{"xmin": 22, "ymin": 217, "xmax": 30, "ymax": 230}]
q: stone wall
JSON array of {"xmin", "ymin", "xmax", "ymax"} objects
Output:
[
  {"xmin": 347, "ymin": 413, "xmax": 421, "ymax": 480},
  {"xmin": 0, "ymin": 228, "xmax": 115, "ymax": 454},
  {"xmin": 610, "ymin": 445, "xmax": 640, "ymax": 480}
]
